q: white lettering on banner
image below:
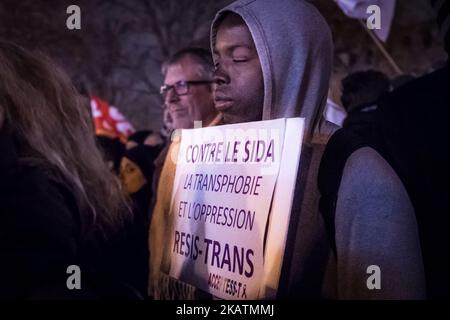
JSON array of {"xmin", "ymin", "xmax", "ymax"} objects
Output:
[{"xmin": 167, "ymin": 118, "xmax": 304, "ymax": 299}]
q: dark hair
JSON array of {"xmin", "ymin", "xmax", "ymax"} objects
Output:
[
  {"xmin": 162, "ymin": 47, "xmax": 214, "ymax": 79},
  {"xmin": 128, "ymin": 130, "xmax": 153, "ymax": 145},
  {"xmin": 341, "ymin": 70, "xmax": 390, "ymax": 113},
  {"xmin": 390, "ymin": 74, "xmax": 415, "ymax": 90},
  {"xmin": 430, "ymin": 0, "xmax": 450, "ymax": 54},
  {"xmin": 96, "ymin": 135, "xmax": 126, "ymax": 174}
]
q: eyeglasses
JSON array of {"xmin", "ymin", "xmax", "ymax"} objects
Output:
[{"xmin": 160, "ymin": 80, "xmax": 212, "ymax": 99}]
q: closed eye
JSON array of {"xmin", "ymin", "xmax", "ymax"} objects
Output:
[{"xmin": 232, "ymin": 58, "xmax": 249, "ymax": 62}]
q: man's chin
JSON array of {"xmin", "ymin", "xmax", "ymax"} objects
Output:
[
  {"xmin": 172, "ymin": 119, "xmax": 194, "ymax": 130},
  {"xmin": 222, "ymin": 112, "xmax": 240, "ymax": 125},
  {"xmin": 222, "ymin": 111, "xmax": 260, "ymax": 125}
]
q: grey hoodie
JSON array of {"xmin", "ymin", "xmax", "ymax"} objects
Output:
[
  {"xmin": 208, "ymin": 0, "xmax": 426, "ymax": 300},
  {"xmin": 210, "ymin": 0, "xmax": 334, "ymax": 298},
  {"xmin": 149, "ymin": 0, "xmax": 334, "ymax": 300},
  {"xmin": 211, "ymin": 0, "xmax": 333, "ymax": 140}
]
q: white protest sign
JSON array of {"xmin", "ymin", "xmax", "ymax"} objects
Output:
[{"xmin": 167, "ymin": 118, "xmax": 304, "ymax": 299}]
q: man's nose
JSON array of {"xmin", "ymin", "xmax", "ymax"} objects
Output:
[
  {"xmin": 213, "ymin": 64, "xmax": 230, "ymax": 86},
  {"xmin": 165, "ymin": 87, "xmax": 180, "ymax": 104}
]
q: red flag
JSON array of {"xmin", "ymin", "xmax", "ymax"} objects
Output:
[{"xmin": 90, "ymin": 96, "xmax": 135, "ymax": 143}]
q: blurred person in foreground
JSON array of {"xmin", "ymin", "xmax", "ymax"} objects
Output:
[{"xmin": 0, "ymin": 40, "xmax": 143, "ymax": 299}]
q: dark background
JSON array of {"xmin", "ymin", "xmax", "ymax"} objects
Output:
[{"xmin": 0, "ymin": 0, "xmax": 446, "ymax": 131}]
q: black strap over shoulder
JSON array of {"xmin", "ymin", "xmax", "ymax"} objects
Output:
[
  {"xmin": 317, "ymin": 124, "xmax": 374, "ymax": 256},
  {"xmin": 319, "ymin": 65, "xmax": 450, "ymax": 298}
]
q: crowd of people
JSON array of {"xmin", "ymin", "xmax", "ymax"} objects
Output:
[{"xmin": 0, "ymin": 0, "xmax": 449, "ymax": 299}]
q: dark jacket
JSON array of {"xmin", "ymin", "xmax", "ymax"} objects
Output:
[
  {"xmin": 0, "ymin": 131, "xmax": 144, "ymax": 299},
  {"xmin": 319, "ymin": 64, "xmax": 450, "ymax": 299},
  {"xmin": 375, "ymin": 64, "xmax": 450, "ymax": 299}
]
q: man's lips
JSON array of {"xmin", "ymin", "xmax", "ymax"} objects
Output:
[
  {"xmin": 214, "ymin": 95, "xmax": 233, "ymax": 112},
  {"xmin": 170, "ymin": 107, "xmax": 186, "ymax": 114}
]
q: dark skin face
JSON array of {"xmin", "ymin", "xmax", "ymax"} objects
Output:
[{"xmin": 213, "ymin": 13, "xmax": 264, "ymax": 124}]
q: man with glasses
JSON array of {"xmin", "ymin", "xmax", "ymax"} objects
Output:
[
  {"xmin": 159, "ymin": 47, "xmax": 219, "ymax": 129},
  {"xmin": 149, "ymin": 47, "xmax": 221, "ymax": 300}
]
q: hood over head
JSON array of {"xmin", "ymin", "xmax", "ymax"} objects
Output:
[{"xmin": 211, "ymin": 0, "xmax": 333, "ymax": 140}]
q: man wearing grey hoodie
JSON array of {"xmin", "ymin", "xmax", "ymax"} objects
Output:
[
  {"xmin": 212, "ymin": 0, "xmax": 426, "ymax": 300},
  {"xmin": 147, "ymin": 0, "xmax": 334, "ymax": 300},
  {"xmin": 211, "ymin": 0, "xmax": 334, "ymax": 298}
]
